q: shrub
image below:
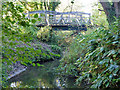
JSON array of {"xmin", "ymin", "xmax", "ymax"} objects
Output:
[
  {"xmin": 50, "ymin": 45, "xmax": 62, "ymax": 54},
  {"xmin": 57, "ymin": 19, "xmax": 120, "ymax": 88},
  {"xmin": 1, "ymin": 2, "xmax": 61, "ymax": 86},
  {"xmin": 37, "ymin": 26, "xmax": 52, "ymax": 42}
]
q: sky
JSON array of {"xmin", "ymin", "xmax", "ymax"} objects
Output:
[
  {"xmin": 56, "ymin": 0, "xmax": 98, "ymax": 13},
  {"xmin": 26, "ymin": 0, "xmax": 98, "ymax": 14}
]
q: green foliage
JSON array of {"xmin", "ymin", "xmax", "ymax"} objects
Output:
[
  {"xmin": 92, "ymin": 3, "xmax": 109, "ymax": 27},
  {"xmin": 50, "ymin": 45, "xmax": 62, "ymax": 54},
  {"xmin": 2, "ymin": 2, "xmax": 61, "ymax": 86},
  {"xmin": 36, "ymin": 27, "xmax": 73, "ymax": 47},
  {"xmin": 37, "ymin": 26, "xmax": 52, "ymax": 42},
  {"xmin": 34, "ymin": 13, "xmax": 38, "ymax": 18},
  {"xmin": 57, "ymin": 19, "xmax": 120, "ymax": 88},
  {"xmin": 19, "ymin": 1, "xmax": 60, "ymax": 11},
  {"xmin": 53, "ymin": 31, "xmax": 74, "ymax": 47}
]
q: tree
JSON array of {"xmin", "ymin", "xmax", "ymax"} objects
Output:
[
  {"xmin": 92, "ymin": 3, "xmax": 109, "ymax": 27},
  {"xmin": 19, "ymin": 0, "xmax": 60, "ymax": 12},
  {"xmin": 99, "ymin": 0, "xmax": 120, "ymax": 24}
]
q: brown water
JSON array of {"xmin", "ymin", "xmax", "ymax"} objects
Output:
[{"xmin": 8, "ymin": 60, "xmax": 81, "ymax": 88}]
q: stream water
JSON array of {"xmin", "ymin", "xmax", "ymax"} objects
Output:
[{"xmin": 8, "ymin": 60, "xmax": 82, "ymax": 88}]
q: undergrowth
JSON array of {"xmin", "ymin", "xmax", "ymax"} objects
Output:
[
  {"xmin": 2, "ymin": 2, "xmax": 62, "ymax": 87},
  {"xmin": 57, "ymin": 19, "xmax": 120, "ymax": 88}
]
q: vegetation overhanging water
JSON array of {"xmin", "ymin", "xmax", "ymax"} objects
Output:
[
  {"xmin": 2, "ymin": 1, "xmax": 120, "ymax": 89},
  {"xmin": 7, "ymin": 60, "xmax": 83, "ymax": 88}
]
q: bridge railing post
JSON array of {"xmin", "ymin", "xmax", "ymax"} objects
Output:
[
  {"xmin": 38, "ymin": 13, "xmax": 41, "ymax": 18},
  {"xmin": 24, "ymin": 10, "xmax": 91, "ymax": 30},
  {"xmin": 27, "ymin": 11, "xmax": 30, "ymax": 19},
  {"xmin": 54, "ymin": 14, "xmax": 57, "ymax": 24},
  {"xmin": 88, "ymin": 14, "xmax": 91, "ymax": 25},
  {"xmin": 45, "ymin": 13, "xmax": 50, "ymax": 26}
]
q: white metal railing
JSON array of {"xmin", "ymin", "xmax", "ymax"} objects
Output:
[{"xmin": 24, "ymin": 10, "xmax": 91, "ymax": 26}]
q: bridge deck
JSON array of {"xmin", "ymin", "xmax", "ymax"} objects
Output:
[{"xmin": 36, "ymin": 24, "xmax": 87, "ymax": 31}]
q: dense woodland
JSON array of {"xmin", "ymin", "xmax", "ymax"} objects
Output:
[{"xmin": 1, "ymin": 0, "xmax": 120, "ymax": 89}]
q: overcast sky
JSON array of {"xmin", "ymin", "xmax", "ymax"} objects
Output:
[
  {"xmin": 56, "ymin": 0, "xmax": 98, "ymax": 13},
  {"xmin": 26, "ymin": 0, "xmax": 98, "ymax": 13}
]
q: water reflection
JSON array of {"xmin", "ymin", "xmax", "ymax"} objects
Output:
[
  {"xmin": 8, "ymin": 60, "xmax": 79, "ymax": 88},
  {"xmin": 10, "ymin": 81, "xmax": 22, "ymax": 87}
]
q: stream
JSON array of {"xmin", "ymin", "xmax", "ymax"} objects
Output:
[{"xmin": 7, "ymin": 60, "xmax": 82, "ymax": 88}]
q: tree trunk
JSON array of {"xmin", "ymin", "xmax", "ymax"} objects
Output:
[
  {"xmin": 114, "ymin": 2, "xmax": 120, "ymax": 18},
  {"xmin": 99, "ymin": 0, "xmax": 120, "ymax": 25}
]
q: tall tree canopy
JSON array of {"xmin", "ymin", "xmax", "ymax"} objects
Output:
[{"xmin": 19, "ymin": 0, "xmax": 61, "ymax": 12}]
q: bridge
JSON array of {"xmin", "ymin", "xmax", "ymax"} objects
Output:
[{"xmin": 24, "ymin": 10, "xmax": 91, "ymax": 31}]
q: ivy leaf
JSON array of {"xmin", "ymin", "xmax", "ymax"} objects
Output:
[
  {"xmin": 5, "ymin": 16, "xmax": 10, "ymax": 20},
  {"xmin": 34, "ymin": 14, "xmax": 38, "ymax": 18},
  {"xmin": 38, "ymin": 18, "xmax": 41, "ymax": 21},
  {"xmin": 22, "ymin": 14, "xmax": 25, "ymax": 17},
  {"xmin": 11, "ymin": 21, "xmax": 15, "ymax": 24},
  {"xmin": 31, "ymin": 19, "xmax": 36, "ymax": 23},
  {"xmin": 37, "ymin": 63, "xmax": 44, "ymax": 67},
  {"xmin": 32, "ymin": 63, "xmax": 36, "ymax": 66},
  {"xmin": 37, "ymin": 63, "xmax": 41, "ymax": 66},
  {"xmin": 42, "ymin": 53, "xmax": 46, "ymax": 56},
  {"xmin": 113, "ymin": 54, "xmax": 117, "ymax": 58},
  {"xmin": 19, "ymin": 21, "xmax": 26, "ymax": 26},
  {"xmin": 19, "ymin": 8, "xmax": 23, "ymax": 12}
]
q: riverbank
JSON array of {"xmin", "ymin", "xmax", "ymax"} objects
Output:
[
  {"xmin": 6, "ymin": 61, "xmax": 27, "ymax": 80},
  {"xmin": 6, "ymin": 40, "xmax": 63, "ymax": 80},
  {"xmin": 7, "ymin": 60, "xmax": 80, "ymax": 88}
]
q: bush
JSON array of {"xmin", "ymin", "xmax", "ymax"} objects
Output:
[
  {"xmin": 57, "ymin": 19, "xmax": 120, "ymax": 88},
  {"xmin": 50, "ymin": 45, "xmax": 62, "ymax": 54},
  {"xmin": 37, "ymin": 26, "xmax": 52, "ymax": 42},
  {"xmin": 2, "ymin": 2, "xmax": 61, "ymax": 86}
]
